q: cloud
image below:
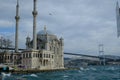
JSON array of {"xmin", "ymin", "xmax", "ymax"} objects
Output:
[
  {"xmin": 0, "ymin": 20, "xmax": 14, "ymax": 28},
  {"xmin": 0, "ymin": 0, "xmax": 120, "ymax": 56}
]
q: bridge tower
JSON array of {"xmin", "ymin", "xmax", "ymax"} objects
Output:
[{"xmin": 98, "ymin": 44, "xmax": 105, "ymax": 65}]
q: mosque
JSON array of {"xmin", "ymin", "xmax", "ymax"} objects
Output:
[
  {"xmin": 0, "ymin": 0, "xmax": 64, "ymax": 70},
  {"xmin": 23, "ymin": 26, "xmax": 64, "ymax": 69}
]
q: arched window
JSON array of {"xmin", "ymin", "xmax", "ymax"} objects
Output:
[
  {"xmin": 40, "ymin": 54, "xmax": 42, "ymax": 58},
  {"xmin": 54, "ymin": 47, "xmax": 55, "ymax": 53},
  {"xmin": 29, "ymin": 53, "xmax": 31, "ymax": 58},
  {"xmin": 44, "ymin": 54, "xmax": 45, "ymax": 58},
  {"xmin": 14, "ymin": 56, "xmax": 16, "ymax": 59}
]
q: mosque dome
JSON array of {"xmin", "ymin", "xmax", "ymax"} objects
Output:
[
  {"xmin": 37, "ymin": 26, "xmax": 57, "ymax": 41},
  {"xmin": 37, "ymin": 25, "xmax": 55, "ymax": 36},
  {"xmin": 37, "ymin": 30, "xmax": 54, "ymax": 35}
]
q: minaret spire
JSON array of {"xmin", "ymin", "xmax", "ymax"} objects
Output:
[
  {"xmin": 17, "ymin": 0, "xmax": 19, "ymax": 6},
  {"xmin": 15, "ymin": 0, "xmax": 20, "ymax": 52},
  {"xmin": 116, "ymin": 1, "xmax": 120, "ymax": 16},
  {"xmin": 117, "ymin": 1, "xmax": 119, "ymax": 7},
  {"xmin": 116, "ymin": 1, "xmax": 119, "ymax": 11},
  {"xmin": 44, "ymin": 25, "xmax": 47, "ymax": 34},
  {"xmin": 32, "ymin": 0, "xmax": 38, "ymax": 50}
]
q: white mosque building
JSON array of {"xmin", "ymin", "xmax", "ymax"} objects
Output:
[
  {"xmin": 22, "ymin": 26, "xmax": 64, "ymax": 69},
  {"xmin": 0, "ymin": 0, "xmax": 64, "ymax": 70}
]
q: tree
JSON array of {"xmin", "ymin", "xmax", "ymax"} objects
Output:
[{"xmin": 0, "ymin": 37, "xmax": 13, "ymax": 52}]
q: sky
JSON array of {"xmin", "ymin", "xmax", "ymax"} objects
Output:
[{"xmin": 0, "ymin": 0, "xmax": 120, "ymax": 56}]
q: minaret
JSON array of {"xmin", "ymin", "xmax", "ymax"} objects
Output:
[
  {"xmin": 32, "ymin": 0, "xmax": 38, "ymax": 50},
  {"xmin": 116, "ymin": 1, "xmax": 120, "ymax": 37},
  {"xmin": 60, "ymin": 37, "xmax": 64, "ymax": 68},
  {"xmin": 44, "ymin": 26, "xmax": 49, "ymax": 50},
  {"xmin": 15, "ymin": 0, "xmax": 20, "ymax": 52},
  {"xmin": 26, "ymin": 36, "xmax": 31, "ymax": 49},
  {"xmin": 44, "ymin": 25, "xmax": 47, "ymax": 34}
]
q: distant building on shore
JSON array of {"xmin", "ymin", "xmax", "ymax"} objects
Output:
[{"xmin": 0, "ymin": 0, "xmax": 64, "ymax": 70}]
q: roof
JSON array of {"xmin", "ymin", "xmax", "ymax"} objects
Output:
[{"xmin": 37, "ymin": 30, "xmax": 53, "ymax": 35}]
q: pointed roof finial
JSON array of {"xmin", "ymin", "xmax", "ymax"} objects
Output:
[
  {"xmin": 17, "ymin": 0, "xmax": 19, "ymax": 5},
  {"xmin": 44, "ymin": 25, "xmax": 47, "ymax": 33},
  {"xmin": 15, "ymin": 0, "xmax": 20, "ymax": 17},
  {"xmin": 17, "ymin": 0, "xmax": 19, "ymax": 7},
  {"xmin": 116, "ymin": 1, "xmax": 120, "ymax": 15},
  {"xmin": 117, "ymin": 1, "xmax": 119, "ymax": 7}
]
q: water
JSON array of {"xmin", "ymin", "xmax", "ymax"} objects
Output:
[{"xmin": 1, "ymin": 65, "xmax": 120, "ymax": 80}]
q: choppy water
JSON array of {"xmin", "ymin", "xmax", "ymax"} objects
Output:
[{"xmin": 1, "ymin": 65, "xmax": 120, "ymax": 80}]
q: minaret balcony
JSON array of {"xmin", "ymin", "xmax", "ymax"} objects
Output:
[
  {"xmin": 32, "ymin": 11, "xmax": 38, "ymax": 16},
  {"xmin": 15, "ymin": 16, "xmax": 20, "ymax": 20}
]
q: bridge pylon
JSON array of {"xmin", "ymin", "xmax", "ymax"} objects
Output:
[{"xmin": 98, "ymin": 44, "xmax": 105, "ymax": 65}]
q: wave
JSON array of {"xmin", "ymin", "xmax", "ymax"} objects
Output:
[
  {"xmin": 1, "ymin": 72, "xmax": 11, "ymax": 77},
  {"xmin": 105, "ymin": 67, "xmax": 117, "ymax": 71},
  {"xmin": 63, "ymin": 75, "xmax": 69, "ymax": 78},
  {"xmin": 89, "ymin": 67, "xmax": 97, "ymax": 71},
  {"xmin": 30, "ymin": 74, "xmax": 38, "ymax": 77}
]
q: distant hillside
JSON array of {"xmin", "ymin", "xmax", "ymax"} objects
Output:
[{"xmin": 100, "ymin": 55, "xmax": 120, "ymax": 60}]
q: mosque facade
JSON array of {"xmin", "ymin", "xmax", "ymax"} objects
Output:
[{"xmin": 22, "ymin": 27, "xmax": 64, "ymax": 69}]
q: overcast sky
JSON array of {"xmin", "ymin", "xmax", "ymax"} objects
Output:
[{"xmin": 0, "ymin": 0, "xmax": 120, "ymax": 56}]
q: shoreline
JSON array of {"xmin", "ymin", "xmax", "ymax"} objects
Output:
[{"xmin": 1, "ymin": 68, "xmax": 80, "ymax": 74}]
